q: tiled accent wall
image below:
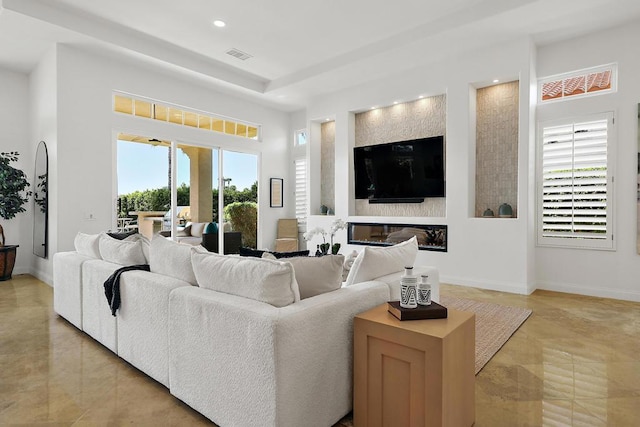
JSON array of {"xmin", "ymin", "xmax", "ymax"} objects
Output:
[
  {"xmin": 354, "ymin": 95, "xmax": 446, "ymax": 217},
  {"xmin": 321, "ymin": 121, "xmax": 335, "ymax": 211},
  {"xmin": 475, "ymin": 81, "xmax": 519, "ymax": 218}
]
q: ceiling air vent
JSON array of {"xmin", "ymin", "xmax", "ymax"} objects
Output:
[{"xmin": 226, "ymin": 48, "xmax": 253, "ymax": 61}]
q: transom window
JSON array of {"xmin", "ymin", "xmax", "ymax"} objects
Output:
[
  {"xmin": 295, "ymin": 129, "xmax": 308, "ymax": 146},
  {"xmin": 539, "ymin": 64, "xmax": 616, "ymax": 103},
  {"xmin": 537, "ymin": 112, "xmax": 615, "ymax": 250},
  {"xmin": 113, "ymin": 93, "xmax": 260, "ymax": 141}
]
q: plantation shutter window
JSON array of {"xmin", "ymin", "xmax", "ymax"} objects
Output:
[
  {"xmin": 294, "ymin": 159, "xmax": 308, "ymax": 224},
  {"xmin": 538, "ymin": 113, "xmax": 614, "ymax": 250}
]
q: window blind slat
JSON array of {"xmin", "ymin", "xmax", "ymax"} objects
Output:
[
  {"xmin": 294, "ymin": 159, "xmax": 307, "ymax": 223},
  {"xmin": 540, "ymin": 116, "xmax": 611, "ymax": 243}
]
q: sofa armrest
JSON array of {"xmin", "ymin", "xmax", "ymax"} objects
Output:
[
  {"xmin": 168, "ymin": 281, "xmax": 389, "ymax": 427},
  {"xmin": 53, "ymin": 251, "xmax": 94, "ymax": 329}
]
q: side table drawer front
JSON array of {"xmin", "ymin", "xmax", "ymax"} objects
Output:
[
  {"xmin": 368, "ymin": 337, "xmax": 431, "ymax": 427},
  {"xmin": 354, "ymin": 308, "xmax": 474, "ymax": 427}
]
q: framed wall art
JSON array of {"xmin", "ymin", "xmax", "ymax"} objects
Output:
[{"xmin": 270, "ymin": 178, "xmax": 283, "ymax": 208}]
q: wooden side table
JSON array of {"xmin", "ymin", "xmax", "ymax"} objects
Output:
[{"xmin": 354, "ymin": 304, "xmax": 475, "ymax": 427}]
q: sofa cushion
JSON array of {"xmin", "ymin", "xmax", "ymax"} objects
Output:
[
  {"xmin": 191, "ymin": 250, "xmax": 300, "ymax": 307},
  {"xmin": 73, "ymin": 232, "xmax": 101, "ymax": 258},
  {"xmin": 175, "ymin": 225, "xmax": 191, "ymax": 237},
  {"xmin": 150, "ymin": 235, "xmax": 197, "ymax": 285},
  {"xmin": 345, "ymin": 236, "xmax": 419, "ymax": 286},
  {"xmin": 174, "ymin": 236, "xmax": 202, "ymax": 246},
  {"xmin": 98, "ymin": 234, "xmax": 147, "ymax": 266},
  {"xmin": 190, "ymin": 222, "xmax": 206, "ymax": 238},
  {"xmin": 286, "ymin": 255, "xmax": 344, "ymax": 299},
  {"xmin": 240, "ymin": 247, "xmax": 310, "ymax": 259}
]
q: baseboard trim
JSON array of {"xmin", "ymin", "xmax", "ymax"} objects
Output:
[
  {"xmin": 14, "ymin": 268, "xmax": 53, "ymax": 287},
  {"xmin": 536, "ymin": 280, "xmax": 640, "ymax": 302},
  {"xmin": 440, "ymin": 275, "xmax": 532, "ymax": 295},
  {"xmin": 12, "ymin": 267, "xmax": 31, "ymax": 276},
  {"xmin": 30, "ymin": 268, "xmax": 53, "ymax": 287}
]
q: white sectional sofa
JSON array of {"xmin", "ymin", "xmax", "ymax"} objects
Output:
[{"xmin": 53, "ymin": 233, "xmax": 438, "ymax": 427}]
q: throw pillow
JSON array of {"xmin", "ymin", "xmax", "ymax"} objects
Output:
[
  {"xmin": 106, "ymin": 230, "xmax": 137, "ymax": 240},
  {"xmin": 175, "ymin": 225, "xmax": 191, "ymax": 237},
  {"xmin": 240, "ymin": 247, "xmax": 310, "ymax": 259},
  {"xmin": 239, "ymin": 247, "xmax": 265, "ymax": 258},
  {"xmin": 73, "ymin": 232, "xmax": 101, "ymax": 258},
  {"xmin": 98, "ymin": 234, "xmax": 147, "ymax": 266},
  {"xmin": 191, "ymin": 250, "xmax": 300, "ymax": 307},
  {"xmin": 124, "ymin": 233, "xmax": 151, "ymax": 263},
  {"xmin": 345, "ymin": 236, "xmax": 419, "ymax": 286},
  {"xmin": 204, "ymin": 222, "xmax": 218, "ymax": 234},
  {"xmin": 342, "ymin": 250, "xmax": 359, "ymax": 281},
  {"xmin": 286, "ymin": 255, "xmax": 345, "ymax": 299},
  {"xmin": 150, "ymin": 236, "xmax": 197, "ymax": 285},
  {"xmin": 271, "ymin": 249, "xmax": 310, "ymax": 259},
  {"xmin": 190, "ymin": 222, "xmax": 206, "ymax": 238}
]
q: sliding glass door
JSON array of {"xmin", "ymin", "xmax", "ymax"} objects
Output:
[
  {"xmin": 117, "ymin": 134, "xmax": 258, "ymax": 252},
  {"xmin": 221, "ymin": 150, "xmax": 258, "ymax": 250},
  {"xmin": 116, "ymin": 136, "xmax": 170, "ymax": 237}
]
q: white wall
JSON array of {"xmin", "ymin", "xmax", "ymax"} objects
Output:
[
  {"xmin": 0, "ymin": 68, "xmax": 30, "ymax": 275},
  {"xmin": 536, "ymin": 21, "xmax": 640, "ymax": 301},
  {"xmin": 31, "ymin": 44, "xmax": 291, "ymax": 280},
  {"xmin": 29, "ymin": 46, "xmax": 58, "ymax": 284},
  {"xmin": 289, "ymin": 109, "xmax": 307, "ymax": 222},
  {"xmin": 305, "ymin": 38, "xmax": 536, "ymax": 294}
]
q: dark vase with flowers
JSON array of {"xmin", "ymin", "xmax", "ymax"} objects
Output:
[{"xmin": 317, "ymin": 243, "xmax": 330, "ymax": 256}]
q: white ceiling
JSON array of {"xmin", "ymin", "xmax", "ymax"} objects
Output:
[{"xmin": 1, "ymin": 0, "xmax": 640, "ymax": 111}]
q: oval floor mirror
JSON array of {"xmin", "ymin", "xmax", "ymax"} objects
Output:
[{"xmin": 33, "ymin": 141, "xmax": 48, "ymax": 258}]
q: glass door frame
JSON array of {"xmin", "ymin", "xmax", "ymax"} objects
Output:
[{"xmin": 166, "ymin": 140, "xmax": 261, "ymax": 253}]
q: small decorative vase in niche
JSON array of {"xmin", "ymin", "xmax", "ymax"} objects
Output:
[
  {"xmin": 482, "ymin": 208, "xmax": 495, "ymax": 218},
  {"xmin": 498, "ymin": 203, "xmax": 513, "ymax": 218},
  {"xmin": 331, "ymin": 243, "xmax": 341, "ymax": 255}
]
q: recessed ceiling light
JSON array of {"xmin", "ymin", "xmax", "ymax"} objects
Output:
[
  {"xmin": 393, "ymin": 101, "xmax": 399, "ymax": 105},
  {"xmin": 370, "ymin": 106, "xmax": 376, "ymax": 110},
  {"xmin": 493, "ymin": 79, "xmax": 499, "ymax": 83},
  {"xmin": 213, "ymin": 20, "xmax": 226, "ymax": 28},
  {"xmin": 326, "ymin": 118, "xmax": 331, "ymax": 121},
  {"xmin": 418, "ymin": 95, "xmax": 424, "ymax": 99}
]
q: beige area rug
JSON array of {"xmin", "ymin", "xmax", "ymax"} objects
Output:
[{"xmin": 439, "ymin": 295, "xmax": 532, "ymax": 375}]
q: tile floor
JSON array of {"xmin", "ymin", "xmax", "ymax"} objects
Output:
[{"xmin": 1, "ymin": 275, "xmax": 639, "ymax": 426}]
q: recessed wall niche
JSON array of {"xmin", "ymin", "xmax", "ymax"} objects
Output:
[
  {"xmin": 320, "ymin": 121, "xmax": 335, "ymax": 214},
  {"xmin": 475, "ymin": 81, "xmax": 519, "ymax": 218},
  {"xmin": 354, "ymin": 95, "xmax": 446, "ymax": 217}
]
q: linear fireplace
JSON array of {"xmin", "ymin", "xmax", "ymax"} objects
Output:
[{"xmin": 347, "ymin": 222, "xmax": 447, "ymax": 252}]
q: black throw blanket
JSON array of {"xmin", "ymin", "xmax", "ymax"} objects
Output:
[{"xmin": 104, "ymin": 264, "xmax": 150, "ymax": 316}]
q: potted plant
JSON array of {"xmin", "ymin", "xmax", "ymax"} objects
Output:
[
  {"xmin": 303, "ymin": 218, "xmax": 347, "ymax": 256},
  {"xmin": 0, "ymin": 151, "xmax": 32, "ymax": 281}
]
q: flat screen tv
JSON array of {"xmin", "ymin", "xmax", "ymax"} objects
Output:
[{"xmin": 354, "ymin": 136, "xmax": 445, "ymax": 201}]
